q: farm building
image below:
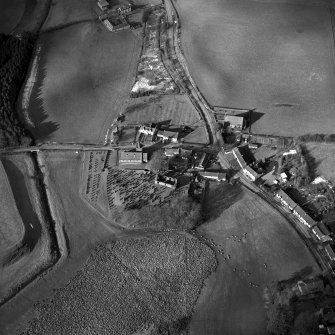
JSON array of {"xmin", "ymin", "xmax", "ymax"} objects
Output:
[
  {"xmin": 199, "ymin": 171, "xmax": 226, "ymax": 182},
  {"xmin": 243, "ymin": 166, "xmax": 258, "ymax": 182},
  {"xmin": 232, "ymin": 147, "xmax": 247, "ymax": 169},
  {"xmin": 325, "ymin": 245, "xmax": 335, "ymax": 262},
  {"xmin": 155, "ymin": 174, "xmax": 177, "ymax": 189},
  {"xmin": 312, "ymin": 222, "xmax": 332, "ymax": 243},
  {"xmin": 97, "ymin": 0, "xmax": 109, "ymax": 11},
  {"xmin": 102, "ymin": 19, "xmax": 114, "ymax": 31},
  {"xmin": 157, "ymin": 130, "xmax": 179, "ymax": 143},
  {"xmin": 249, "ymin": 134, "xmax": 293, "ymax": 148},
  {"xmin": 139, "ymin": 124, "xmax": 157, "ymax": 136},
  {"xmin": 283, "ymin": 149, "xmax": 297, "ymax": 156},
  {"xmin": 164, "ymin": 148, "xmax": 180, "ymax": 157},
  {"xmin": 297, "ymin": 279, "xmax": 324, "ymax": 295},
  {"xmin": 119, "ymin": 150, "xmax": 148, "ymax": 165}
]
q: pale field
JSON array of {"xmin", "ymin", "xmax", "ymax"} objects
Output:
[
  {"xmin": 305, "ymin": 142, "xmax": 335, "ymax": 183},
  {"xmin": 24, "ymin": 0, "xmax": 141, "ymax": 144},
  {"xmin": 175, "ymin": 0, "xmax": 335, "ymax": 136},
  {"xmin": 0, "ymin": 0, "xmax": 25, "ymax": 33},
  {"xmin": 190, "ymin": 182, "xmax": 320, "ymax": 335},
  {"xmin": 0, "ymin": 161, "xmax": 24, "ymax": 255},
  {"xmin": 126, "ymin": 94, "xmax": 203, "ymax": 126}
]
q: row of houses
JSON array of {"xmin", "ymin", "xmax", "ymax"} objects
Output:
[
  {"xmin": 232, "ymin": 147, "xmax": 259, "ymax": 181},
  {"xmin": 275, "ymin": 189, "xmax": 335, "ymax": 262}
]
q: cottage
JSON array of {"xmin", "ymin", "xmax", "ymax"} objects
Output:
[
  {"xmin": 119, "ymin": 151, "xmax": 148, "ymax": 165},
  {"xmin": 139, "ymin": 125, "xmax": 157, "ymax": 136},
  {"xmin": 297, "ymin": 279, "xmax": 324, "ymax": 295},
  {"xmin": 199, "ymin": 171, "xmax": 226, "ymax": 182}
]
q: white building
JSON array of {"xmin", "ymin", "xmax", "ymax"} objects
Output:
[{"xmin": 199, "ymin": 171, "xmax": 226, "ymax": 181}]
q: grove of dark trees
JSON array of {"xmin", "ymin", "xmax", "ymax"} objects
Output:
[{"xmin": 0, "ymin": 32, "xmax": 34, "ymax": 148}]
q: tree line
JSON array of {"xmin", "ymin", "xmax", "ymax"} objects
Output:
[{"xmin": 0, "ymin": 32, "xmax": 34, "ymax": 148}]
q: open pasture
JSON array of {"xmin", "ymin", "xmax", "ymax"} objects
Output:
[
  {"xmin": 189, "ymin": 182, "xmax": 320, "ymax": 335},
  {"xmin": 176, "ymin": 0, "xmax": 335, "ymax": 136},
  {"xmin": 126, "ymin": 94, "xmax": 203, "ymax": 126},
  {"xmin": 24, "ymin": 0, "xmax": 141, "ymax": 144}
]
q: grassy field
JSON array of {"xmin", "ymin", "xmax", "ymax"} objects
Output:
[
  {"xmin": 22, "ymin": 233, "xmax": 216, "ymax": 334},
  {"xmin": 0, "ymin": 0, "xmax": 25, "ymax": 33},
  {"xmin": 189, "ymin": 182, "xmax": 320, "ymax": 335},
  {"xmin": 126, "ymin": 94, "xmax": 203, "ymax": 126},
  {"xmin": 23, "ymin": 0, "xmax": 141, "ymax": 144},
  {"xmin": 0, "ymin": 161, "xmax": 24, "ymax": 256},
  {"xmin": 305, "ymin": 142, "xmax": 335, "ymax": 184},
  {"xmin": 176, "ymin": 0, "xmax": 335, "ymax": 136}
]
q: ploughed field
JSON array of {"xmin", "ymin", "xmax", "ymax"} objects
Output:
[
  {"xmin": 189, "ymin": 182, "xmax": 320, "ymax": 335},
  {"xmin": 176, "ymin": 0, "xmax": 335, "ymax": 136},
  {"xmin": 23, "ymin": 0, "xmax": 141, "ymax": 144},
  {"xmin": 22, "ymin": 233, "xmax": 216, "ymax": 335}
]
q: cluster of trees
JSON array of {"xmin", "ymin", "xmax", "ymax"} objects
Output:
[
  {"xmin": 115, "ymin": 194, "xmax": 202, "ymax": 230},
  {"xmin": 297, "ymin": 133, "xmax": 335, "ymax": 143},
  {"xmin": 0, "ymin": 33, "xmax": 34, "ymax": 148}
]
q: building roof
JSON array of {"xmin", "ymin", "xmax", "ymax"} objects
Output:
[
  {"xmin": 244, "ymin": 166, "xmax": 258, "ymax": 178},
  {"xmin": 199, "ymin": 171, "xmax": 226, "ymax": 180},
  {"xmin": 276, "ymin": 189, "xmax": 297, "ymax": 209},
  {"xmin": 119, "ymin": 151, "xmax": 143, "ymax": 162},
  {"xmin": 232, "ymin": 148, "xmax": 246, "ymax": 168},
  {"xmin": 325, "ymin": 245, "xmax": 335, "ymax": 260},
  {"xmin": 294, "ymin": 205, "xmax": 316, "ymax": 227},
  {"xmin": 318, "ymin": 222, "xmax": 331, "ymax": 236},
  {"xmin": 313, "ymin": 226, "xmax": 327, "ymax": 240}
]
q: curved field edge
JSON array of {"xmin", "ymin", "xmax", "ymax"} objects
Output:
[
  {"xmin": 22, "ymin": 232, "xmax": 217, "ymax": 334},
  {"xmin": 0, "ymin": 153, "xmax": 61, "ymax": 306}
]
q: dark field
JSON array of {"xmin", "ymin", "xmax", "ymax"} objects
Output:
[
  {"xmin": 0, "ymin": 0, "xmax": 24, "ymax": 33},
  {"xmin": 176, "ymin": 0, "xmax": 335, "ymax": 136}
]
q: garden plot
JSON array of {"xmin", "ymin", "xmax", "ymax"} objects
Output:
[
  {"xmin": 22, "ymin": 233, "xmax": 217, "ymax": 335},
  {"xmin": 131, "ymin": 8, "xmax": 178, "ymax": 97}
]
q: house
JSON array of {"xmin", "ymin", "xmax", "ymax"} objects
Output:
[
  {"xmin": 97, "ymin": 0, "xmax": 109, "ymax": 11},
  {"xmin": 293, "ymin": 205, "xmax": 317, "ymax": 228},
  {"xmin": 155, "ymin": 174, "xmax": 177, "ymax": 189},
  {"xmin": 119, "ymin": 150, "xmax": 148, "ymax": 165},
  {"xmin": 156, "ymin": 130, "xmax": 179, "ymax": 143},
  {"xmin": 312, "ymin": 222, "xmax": 332, "ymax": 243},
  {"xmin": 325, "ymin": 245, "xmax": 335, "ymax": 261},
  {"xmin": 243, "ymin": 166, "xmax": 258, "ymax": 182},
  {"xmin": 297, "ymin": 278, "xmax": 324, "ymax": 295},
  {"xmin": 232, "ymin": 147, "xmax": 247, "ymax": 169},
  {"xmin": 282, "ymin": 149, "xmax": 297, "ymax": 156},
  {"xmin": 199, "ymin": 171, "xmax": 226, "ymax": 181},
  {"xmin": 164, "ymin": 148, "xmax": 180, "ymax": 157},
  {"xmin": 102, "ymin": 19, "xmax": 114, "ymax": 31}
]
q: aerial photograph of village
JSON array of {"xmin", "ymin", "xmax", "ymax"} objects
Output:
[{"xmin": 1, "ymin": 0, "xmax": 335, "ymax": 334}]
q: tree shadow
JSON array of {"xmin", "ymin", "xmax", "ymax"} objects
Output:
[
  {"xmin": 300, "ymin": 144, "xmax": 321, "ymax": 182},
  {"xmin": 1, "ymin": 158, "xmax": 42, "ymax": 265},
  {"xmin": 202, "ymin": 183, "xmax": 244, "ymax": 222},
  {"xmin": 279, "ymin": 266, "xmax": 314, "ymax": 287}
]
